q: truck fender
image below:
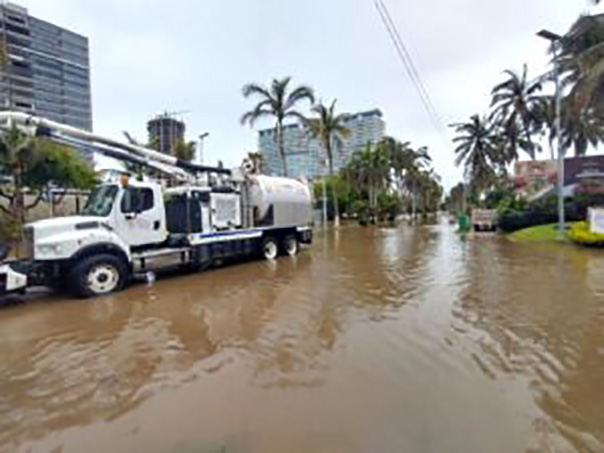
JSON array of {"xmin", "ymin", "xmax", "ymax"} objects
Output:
[{"xmin": 69, "ymin": 243, "xmax": 130, "ymax": 267}]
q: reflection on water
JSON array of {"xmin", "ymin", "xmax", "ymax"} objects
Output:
[{"xmin": 0, "ymin": 222, "xmax": 603, "ymax": 453}]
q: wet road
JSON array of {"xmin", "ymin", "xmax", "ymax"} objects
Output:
[{"xmin": 0, "ymin": 222, "xmax": 603, "ymax": 453}]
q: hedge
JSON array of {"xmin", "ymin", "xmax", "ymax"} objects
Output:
[
  {"xmin": 498, "ymin": 194, "xmax": 604, "ymax": 233},
  {"xmin": 568, "ymin": 221, "xmax": 604, "ymax": 246}
]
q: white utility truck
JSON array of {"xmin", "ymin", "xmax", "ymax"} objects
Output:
[
  {"xmin": 471, "ymin": 209, "xmax": 497, "ymax": 232},
  {"xmin": 0, "ymin": 112, "xmax": 313, "ymax": 298}
]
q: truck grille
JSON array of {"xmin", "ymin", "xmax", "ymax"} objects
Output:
[{"xmin": 23, "ymin": 226, "xmax": 34, "ymax": 260}]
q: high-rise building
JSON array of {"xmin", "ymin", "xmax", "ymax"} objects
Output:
[
  {"xmin": 147, "ymin": 113, "xmax": 186, "ymax": 154},
  {"xmin": 258, "ymin": 109, "xmax": 385, "ymax": 179},
  {"xmin": 0, "ymin": 1, "xmax": 92, "ymax": 131}
]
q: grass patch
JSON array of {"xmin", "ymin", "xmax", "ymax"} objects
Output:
[{"xmin": 510, "ymin": 222, "xmax": 578, "ymax": 242}]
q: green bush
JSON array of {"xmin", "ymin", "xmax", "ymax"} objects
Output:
[
  {"xmin": 352, "ymin": 199, "xmax": 369, "ymax": 225},
  {"xmin": 377, "ymin": 192, "xmax": 400, "ymax": 222},
  {"xmin": 498, "ymin": 194, "xmax": 604, "ymax": 233},
  {"xmin": 568, "ymin": 221, "xmax": 604, "ymax": 246}
]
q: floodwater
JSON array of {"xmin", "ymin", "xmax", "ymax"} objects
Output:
[{"xmin": 0, "ymin": 221, "xmax": 603, "ymax": 453}]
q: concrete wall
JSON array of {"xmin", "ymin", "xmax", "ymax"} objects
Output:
[{"xmin": 0, "ymin": 191, "xmax": 89, "ymax": 223}]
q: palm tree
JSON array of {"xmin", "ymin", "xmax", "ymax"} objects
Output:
[
  {"xmin": 241, "ymin": 77, "xmax": 315, "ymax": 177},
  {"xmin": 380, "ymin": 137, "xmax": 412, "ymax": 193},
  {"xmin": 534, "ymin": 94, "xmax": 604, "ymax": 158},
  {"xmin": 416, "ymin": 168, "xmax": 442, "ymax": 217},
  {"xmin": 533, "ymin": 95, "xmax": 557, "ymax": 160},
  {"xmin": 490, "ymin": 64, "xmax": 543, "ymax": 160},
  {"xmin": 556, "ymin": 14, "xmax": 604, "ymax": 115},
  {"xmin": 561, "ymin": 105, "xmax": 604, "ymax": 156},
  {"xmin": 304, "ymin": 99, "xmax": 350, "ymax": 226},
  {"xmin": 402, "ymin": 146, "xmax": 432, "ymax": 222},
  {"xmin": 345, "ymin": 144, "xmax": 390, "ymax": 221},
  {"xmin": 451, "ymin": 115, "xmax": 501, "ymax": 200}
]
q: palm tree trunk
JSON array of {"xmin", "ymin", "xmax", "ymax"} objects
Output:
[
  {"xmin": 411, "ymin": 182, "xmax": 417, "ymax": 224},
  {"xmin": 322, "ymin": 176, "xmax": 328, "ymax": 230},
  {"xmin": 277, "ymin": 121, "xmax": 288, "ymax": 177},
  {"xmin": 327, "ymin": 145, "xmax": 340, "ymax": 228},
  {"xmin": 12, "ymin": 169, "xmax": 25, "ymax": 258}
]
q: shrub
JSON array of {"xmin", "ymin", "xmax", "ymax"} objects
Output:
[
  {"xmin": 353, "ymin": 199, "xmax": 370, "ymax": 225},
  {"xmin": 377, "ymin": 192, "xmax": 400, "ymax": 222},
  {"xmin": 568, "ymin": 221, "xmax": 604, "ymax": 246},
  {"xmin": 498, "ymin": 194, "xmax": 604, "ymax": 233}
]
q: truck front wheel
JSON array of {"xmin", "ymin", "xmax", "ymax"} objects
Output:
[{"xmin": 69, "ymin": 254, "xmax": 129, "ymax": 298}]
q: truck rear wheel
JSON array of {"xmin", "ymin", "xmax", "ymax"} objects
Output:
[
  {"xmin": 69, "ymin": 254, "xmax": 129, "ymax": 298},
  {"xmin": 282, "ymin": 235, "xmax": 299, "ymax": 256},
  {"xmin": 261, "ymin": 236, "xmax": 279, "ymax": 260}
]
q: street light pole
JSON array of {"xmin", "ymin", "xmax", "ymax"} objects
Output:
[
  {"xmin": 537, "ymin": 29, "xmax": 564, "ymax": 233},
  {"xmin": 198, "ymin": 132, "xmax": 209, "ymax": 165}
]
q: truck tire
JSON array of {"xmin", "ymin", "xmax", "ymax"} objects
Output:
[
  {"xmin": 261, "ymin": 236, "xmax": 279, "ymax": 260},
  {"xmin": 68, "ymin": 254, "xmax": 129, "ymax": 298},
  {"xmin": 282, "ymin": 235, "xmax": 299, "ymax": 257}
]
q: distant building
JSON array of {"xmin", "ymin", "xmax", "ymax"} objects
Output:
[
  {"xmin": 515, "ymin": 155, "xmax": 604, "ymax": 200},
  {"xmin": 0, "ymin": 1, "xmax": 93, "ymax": 131},
  {"xmin": 147, "ymin": 113, "xmax": 186, "ymax": 154},
  {"xmin": 258, "ymin": 109, "xmax": 385, "ymax": 179}
]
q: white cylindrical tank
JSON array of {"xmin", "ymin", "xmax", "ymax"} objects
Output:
[{"xmin": 247, "ymin": 175, "xmax": 312, "ymax": 227}]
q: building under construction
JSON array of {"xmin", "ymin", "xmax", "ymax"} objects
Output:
[{"xmin": 147, "ymin": 112, "xmax": 185, "ymax": 154}]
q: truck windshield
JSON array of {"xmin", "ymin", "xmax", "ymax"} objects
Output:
[{"xmin": 82, "ymin": 185, "xmax": 118, "ymax": 217}]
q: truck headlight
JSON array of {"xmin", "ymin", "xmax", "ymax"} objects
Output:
[{"xmin": 36, "ymin": 243, "xmax": 63, "ymax": 256}]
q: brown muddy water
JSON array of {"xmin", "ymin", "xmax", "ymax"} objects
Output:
[{"xmin": 0, "ymin": 222, "xmax": 603, "ymax": 453}]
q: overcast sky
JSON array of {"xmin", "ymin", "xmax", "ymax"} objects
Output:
[{"xmin": 18, "ymin": 0, "xmax": 603, "ymax": 188}]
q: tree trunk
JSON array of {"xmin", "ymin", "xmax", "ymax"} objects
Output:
[
  {"xmin": 327, "ymin": 144, "xmax": 340, "ymax": 228},
  {"xmin": 10, "ymin": 170, "xmax": 25, "ymax": 258},
  {"xmin": 322, "ymin": 176, "xmax": 328, "ymax": 230},
  {"xmin": 411, "ymin": 182, "xmax": 417, "ymax": 224},
  {"xmin": 13, "ymin": 171, "xmax": 25, "ymax": 226},
  {"xmin": 332, "ymin": 185, "xmax": 340, "ymax": 228},
  {"xmin": 370, "ymin": 178, "xmax": 378, "ymax": 224},
  {"xmin": 277, "ymin": 121, "xmax": 288, "ymax": 177}
]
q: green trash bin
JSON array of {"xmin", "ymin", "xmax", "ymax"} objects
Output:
[{"xmin": 457, "ymin": 214, "xmax": 471, "ymax": 232}]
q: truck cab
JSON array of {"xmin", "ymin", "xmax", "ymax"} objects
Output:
[
  {"xmin": 26, "ymin": 178, "xmax": 166, "ymax": 264},
  {"xmin": 14, "ymin": 177, "xmax": 166, "ymax": 296}
]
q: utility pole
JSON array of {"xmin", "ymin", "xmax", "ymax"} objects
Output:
[{"xmin": 537, "ymin": 29, "xmax": 564, "ymax": 234}]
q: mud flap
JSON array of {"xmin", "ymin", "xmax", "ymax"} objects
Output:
[{"xmin": 297, "ymin": 227, "xmax": 313, "ymax": 245}]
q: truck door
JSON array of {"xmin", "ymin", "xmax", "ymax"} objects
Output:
[{"xmin": 116, "ymin": 186, "xmax": 166, "ymax": 247}]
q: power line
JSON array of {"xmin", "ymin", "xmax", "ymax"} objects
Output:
[
  {"xmin": 377, "ymin": 0, "xmax": 440, "ymax": 125},
  {"xmin": 374, "ymin": 0, "xmax": 448, "ymax": 140},
  {"xmin": 374, "ymin": 0, "xmax": 441, "ymax": 131}
]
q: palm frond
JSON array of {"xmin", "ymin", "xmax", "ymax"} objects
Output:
[
  {"xmin": 242, "ymin": 83, "xmax": 272, "ymax": 99},
  {"xmin": 240, "ymin": 107, "xmax": 274, "ymax": 126}
]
